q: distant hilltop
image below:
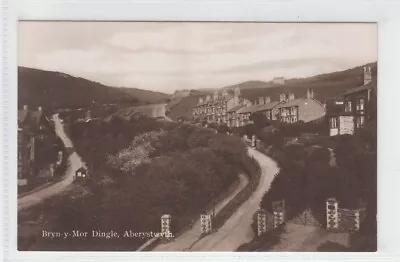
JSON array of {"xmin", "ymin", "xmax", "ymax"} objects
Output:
[
  {"xmin": 18, "ymin": 67, "xmax": 170, "ymax": 110},
  {"xmin": 172, "ymin": 89, "xmax": 197, "ymax": 97}
]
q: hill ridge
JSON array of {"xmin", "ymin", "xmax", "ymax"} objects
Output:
[{"xmin": 18, "ymin": 66, "xmax": 170, "ymax": 110}]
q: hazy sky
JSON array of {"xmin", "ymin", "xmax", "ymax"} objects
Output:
[{"xmin": 19, "ymin": 22, "xmax": 377, "ymax": 94}]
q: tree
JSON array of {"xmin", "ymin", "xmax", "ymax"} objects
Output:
[{"xmin": 249, "ymin": 112, "xmax": 270, "ymax": 128}]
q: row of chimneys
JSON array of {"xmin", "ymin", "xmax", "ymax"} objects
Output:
[
  {"xmin": 199, "ymin": 88, "xmax": 315, "ymax": 105},
  {"xmin": 278, "ymin": 88, "xmax": 314, "ymax": 103},
  {"xmin": 252, "ymin": 96, "xmax": 272, "ymax": 106},
  {"xmin": 198, "ymin": 87, "xmax": 241, "ymax": 104},
  {"xmin": 23, "ymin": 105, "xmax": 42, "ymax": 111}
]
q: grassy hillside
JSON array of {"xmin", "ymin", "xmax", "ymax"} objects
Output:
[
  {"xmin": 241, "ymin": 62, "xmax": 377, "ymax": 102},
  {"xmin": 119, "ymin": 87, "xmax": 170, "ymax": 105},
  {"xmin": 222, "ymin": 80, "xmax": 274, "ymax": 91},
  {"xmin": 167, "ymin": 93, "xmax": 205, "ymax": 121},
  {"xmin": 18, "ymin": 67, "xmax": 169, "ymax": 110},
  {"xmin": 167, "ymin": 62, "xmax": 377, "ymax": 120},
  {"xmin": 166, "ymin": 90, "xmax": 209, "ymax": 121}
]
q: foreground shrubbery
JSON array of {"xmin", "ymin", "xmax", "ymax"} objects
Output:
[
  {"xmin": 19, "ymin": 115, "xmax": 258, "ymax": 251},
  {"xmin": 257, "ymin": 121, "xmax": 376, "ymax": 251}
]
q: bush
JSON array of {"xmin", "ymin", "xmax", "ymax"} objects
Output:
[{"xmin": 306, "ymin": 146, "xmax": 330, "ymax": 162}]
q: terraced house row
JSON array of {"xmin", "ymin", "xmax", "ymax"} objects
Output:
[{"xmin": 193, "ymin": 87, "xmax": 326, "ymax": 127}]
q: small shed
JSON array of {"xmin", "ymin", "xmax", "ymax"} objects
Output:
[{"xmin": 74, "ymin": 167, "xmax": 88, "ymax": 180}]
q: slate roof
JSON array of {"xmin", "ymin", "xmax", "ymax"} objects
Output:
[
  {"xmin": 276, "ymin": 97, "xmax": 324, "ymax": 109},
  {"xmin": 237, "ymin": 101, "xmax": 281, "ymax": 114},
  {"xmin": 227, "ymin": 104, "xmax": 245, "ymax": 113},
  {"xmin": 342, "ymin": 80, "xmax": 377, "ymax": 96}
]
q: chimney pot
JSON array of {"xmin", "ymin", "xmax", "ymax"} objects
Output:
[
  {"xmin": 307, "ymin": 89, "xmax": 314, "ymax": 99},
  {"xmin": 280, "ymin": 93, "xmax": 288, "ymax": 102},
  {"xmin": 364, "ymin": 66, "xmax": 372, "ymax": 85}
]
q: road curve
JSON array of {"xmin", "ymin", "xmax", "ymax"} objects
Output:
[
  {"xmin": 187, "ymin": 147, "xmax": 279, "ymax": 251},
  {"xmin": 151, "ymin": 103, "xmax": 172, "ymax": 121},
  {"xmin": 127, "ymin": 103, "xmax": 172, "ymax": 121},
  {"xmin": 150, "ymin": 173, "xmax": 249, "ymax": 251},
  {"xmin": 18, "ymin": 114, "xmax": 84, "ymax": 211}
]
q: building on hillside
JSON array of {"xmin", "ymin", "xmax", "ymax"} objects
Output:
[
  {"xmin": 227, "ymin": 104, "xmax": 246, "ymax": 127},
  {"xmin": 18, "ymin": 105, "xmax": 52, "ymax": 185},
  {"xmin": 236, "ymin": 97, "xmax": 282, "ymax": 127},
  {"xmin": 193, "ymin": 87, "xmax": 251, "ymax": 126},
  {"xmin": 193, "ymin": 87, "xmax": 326, "ymax": 127},
  {"xmin": 328, "ymin": 66, "xmax": 377, "ymax": 136},
  {"xmin": 275, "ymin": 89, "xmax": 326, "ymax": 124},
  {"xmin": 273, "ymin": 77, "xmax": 285, "ymax": 85}
]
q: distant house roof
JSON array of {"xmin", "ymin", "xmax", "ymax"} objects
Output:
[
  {"xmin": 276, "ymin": 98, "xmax": 324, "ymax": 109},
  {"xmin": 342, "ymin": 80, "xmax": 377, "ymax": 96},
  {"xmin": 238, "ymin": 101, "xmax": 281, "ymax": 114},
  {"xmin": 255, "ymin": 101, "xmax": 281, "ymax": 111},
  {"xmin": 227, "ymin": 104, "xmax": 245, "ymax": 113},
  {"xmin": 196, "ymin": 101, "xmax": 208, "ymax": 106}
]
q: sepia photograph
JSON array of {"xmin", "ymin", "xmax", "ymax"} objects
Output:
[{"xmin": 17, "ymin": 22, "xmax": 377, "ymax": 252}]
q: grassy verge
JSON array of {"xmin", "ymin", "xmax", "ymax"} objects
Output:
[{"xmin": 212, "ymin": 155, "xmax": 261, "ymax": 231}]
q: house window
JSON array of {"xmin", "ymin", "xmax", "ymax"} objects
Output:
[
  {"xmin": 330, "ymin": 117, "xmax": 338, "ymax": 129},
  {"xmin": 292, "ymin": 116, "xmax": 298, "ymax": 123},
  {"xmin": 356, "ymin": 98, "xmax": 365, "ymax": 111},
  {"xmin": 345, "ymin": 101, "xmax": 352, "ymax": 112},
  {"xmin": 290, "ymin": 107, "xmax": 296, "ymax": 116},
  {"xmin": 356, "ymin": 116, "xmax": 365, "ymax": 128}
]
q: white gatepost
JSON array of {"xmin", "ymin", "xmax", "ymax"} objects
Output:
[
  {"xmin": 326, "ymin": 198, "xmax": 339, "ymax": 230},
  {"xmin": 354, "ymin": 210, "xmax": 360, "ymax": 232},
  {"xmin": 200, "ymin": 214, "xmax": 212, "ymax": 235},
  {"xmin": 257, "ymin": 209, "xmax": 267, "ymax": 236},
  {"xmin": 272, "ymin": 200, "xmax": 285, "ymax": 229}
]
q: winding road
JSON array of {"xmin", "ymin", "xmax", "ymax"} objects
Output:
[
  {"xmin": 151, "ymin": 103, "xmax": 172, "ymax": 121},
  {"xmin": 152, "ymin": 147, "xmax": 279, "ymax": 251},
  {"xmin": 18, "ymin": 114, "xmax": 84, "ymax": 211},
  {"xmin": 152, "ymin": 173, "xmax": 249, "ymax": 251},
  {"xmin": 126, "ymin": 103, "xmax": 172, "ymax": 121}
]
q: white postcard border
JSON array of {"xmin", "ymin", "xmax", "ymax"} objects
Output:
[{"xmin": 2, "ymin": 0, "xmax": 400, "ymax": 261}]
